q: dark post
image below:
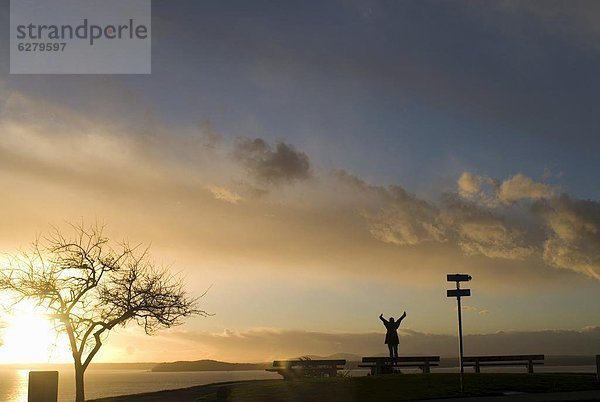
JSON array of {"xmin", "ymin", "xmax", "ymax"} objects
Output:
[
  {"xmin": 28, "ymin": 371, "xmax": 58, "ymax": 402},
  {"xmin": 596, "ymin": 355, "xmax": 599, "ymax": 382},
  {"xmin": 457, "ymin": 281, "xmax": 464, "ymax": 392}
]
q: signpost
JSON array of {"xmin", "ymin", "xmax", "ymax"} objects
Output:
[{"xmin": 447, "ymin": 273, "xmax": 472, "ymax": 393}]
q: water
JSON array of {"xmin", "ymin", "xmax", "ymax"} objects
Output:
[
  {"xmin": 0, "ymin": 367, "xmax": 281, "ymax": 401},
  {"xmin": 0, "ymin": 365, "xmax": 595, "ymax": 401}
]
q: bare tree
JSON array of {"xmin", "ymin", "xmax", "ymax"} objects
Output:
[{"xmin": 0, "ymin": 223, "xmax": 207, "ymax": 402}]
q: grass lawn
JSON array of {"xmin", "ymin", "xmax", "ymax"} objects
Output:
[{"xmin": 91, "ymin": 373, "xmax": 600, "ymax": 402}]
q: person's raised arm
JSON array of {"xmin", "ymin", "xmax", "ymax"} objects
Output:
[
  {"xmin": 399, "ymin": 311, "xmax": 407, "ymax": 322},
  {"xmin": 379, "ymin": 313, "xmax": 388, "ymax": 324}
]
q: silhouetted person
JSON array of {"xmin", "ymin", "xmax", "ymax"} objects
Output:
[{"xmin": 379, "ymin": 312, "xmax": 406, "ymax": 364}]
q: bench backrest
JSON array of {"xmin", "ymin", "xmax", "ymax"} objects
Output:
[
  {"xmin": 273, "ymin": 359, "xmax": 346, "ymax": 368},
  {"xmin": 362, "ymin": 356, "xmax": 440, "ymax": 363},
  {"xmin": 463, "ymin": 355, "xmax": 544, "ymax": 362}
]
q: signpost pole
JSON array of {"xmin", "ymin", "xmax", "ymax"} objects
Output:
[
  {"xmin": 446, "ymin": 273, "xmax": 471, "ymax": 395},
  {"xmin": 456, "ymin": 282, "xmax": 464, "ymax": 393}
]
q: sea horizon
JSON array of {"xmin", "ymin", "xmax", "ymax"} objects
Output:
[{"xmin": 1, "ymin": 353, "xmax": 597, "ymax": 367}]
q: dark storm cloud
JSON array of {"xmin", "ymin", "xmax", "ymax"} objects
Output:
[{"xmin": 233, "ymin": 138, "xmax": 311, "ymax": 185}]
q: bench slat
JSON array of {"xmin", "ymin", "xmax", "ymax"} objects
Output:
[
  {"xmin": 464, "ymin": 362, "xmax": 544, "ymax": 367},
  {"xmin": 463, "ymin": 355, "xmax": 544, "ymax": 374},
  {"xmin": 362, "ymin": 356, "xmax": 440, "ymax": 363},
  {"xmin": 463, "ymin": 355, "xmax": 544, "ymax": 362},
  {"xmin": 358, "ymin": 363, "xmax": 440, "ymax": 368}
]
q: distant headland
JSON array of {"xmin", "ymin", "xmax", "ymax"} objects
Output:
[{"xmin": 151, "ymin": 359, "xmax": 270, "ymax": 372}]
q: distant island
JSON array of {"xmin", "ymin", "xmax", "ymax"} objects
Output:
[
  {"xmin": 150, "ymin": 355, "xmax": 363, "ymax": 372},
  {"xmin": 151, "ymin": 359, "xmax": 270, "ymax": 372},
  {"xmin": 150, "ymin": 355, "xmax": 598, "ymax": 372}
]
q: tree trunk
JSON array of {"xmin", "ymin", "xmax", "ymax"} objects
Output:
[{"xmin": 75, "ymin": 364, "xmax": 85, "ymax": 402}]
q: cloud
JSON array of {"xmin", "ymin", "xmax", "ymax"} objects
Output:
[
  {"xmin": 536, "ymin": 195, "xmax": 600, "ymax": 279},
  {"xmin": 441, "ymin": 195, "xmax": 534, "ymax": 260},
  {"xmin": 336, "ymin": 170, "xmax": 536, "ymax": 260},
  {"xmin": 206, "ymin": 185, "xmax": 243, "ymax": 204},
  {"xmin": 0, "ymin": 90, "xmax": 597, "ymax": 286},
  {"xmin": 233, "ymin": 138, "xmax": 311, "ymax": 185},
  {"xmin": 458, "ymin": 172, "xmax": 554, "ymax": 206},
  {"xmin": 336, "ymin": 170, "xmax": 446, "ymax": 246},
  {"xmin": 457, "ymin": 172, "xmax": 499, "ymax": 206},
  {"xmin": 458, "ymin": 222, "xmax": 533, "ymax": 259},
  {"xmin": 498, "ymin": 173, "xmax": 555, "ymax": 204},
  {"xmin": 334, "ymin": 170, "xmax": 597, "ymax": 275},
  {"xmin": 452, "ymin": 172, "xmax": 599, "ymax": 278},
  {"xmin": 366, "ymin": 206, "xmax": 446, "ymax": 246},
  {"xmin": 344, "ymin": 166, "xmax": 597, "ymax": 280}
]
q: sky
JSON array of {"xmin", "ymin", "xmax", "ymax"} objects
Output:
[{"xmin": 0, "ymin": 0, "xmax": 599, "ymax": 363}]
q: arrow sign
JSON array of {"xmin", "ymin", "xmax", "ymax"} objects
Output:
[
  {"xmin": 447, "ymin": 274, "xmax": 472, "ymax": 282},
  {"xmin": 447, "ymin": 289, "xmax": 471, "ymax": 298}
]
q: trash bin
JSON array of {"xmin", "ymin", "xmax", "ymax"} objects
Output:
[{"xmin": 28, "ymin": 371, "xmax": 58, "ymax": 402}]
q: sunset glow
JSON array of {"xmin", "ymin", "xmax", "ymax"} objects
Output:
[{"xmin": 0, "ymin": 301, "xmax": 70, "ymax": 363}]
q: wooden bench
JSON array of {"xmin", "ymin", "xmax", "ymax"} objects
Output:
[
  {"xmin": 358, "ymin": 356, "xmax": 440, "ymax": 375},
  {"xmin": 463, "ymin": 355, "xmax": 544, "ymax": 373},
  {"xmin": 266, "ymin": 359, "xmax": 346, "ymax": 379}
]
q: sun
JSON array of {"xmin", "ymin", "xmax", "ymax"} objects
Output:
[{"xmin": 0, "ymin": 300, "xmax": 71, "ymax": 364}]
